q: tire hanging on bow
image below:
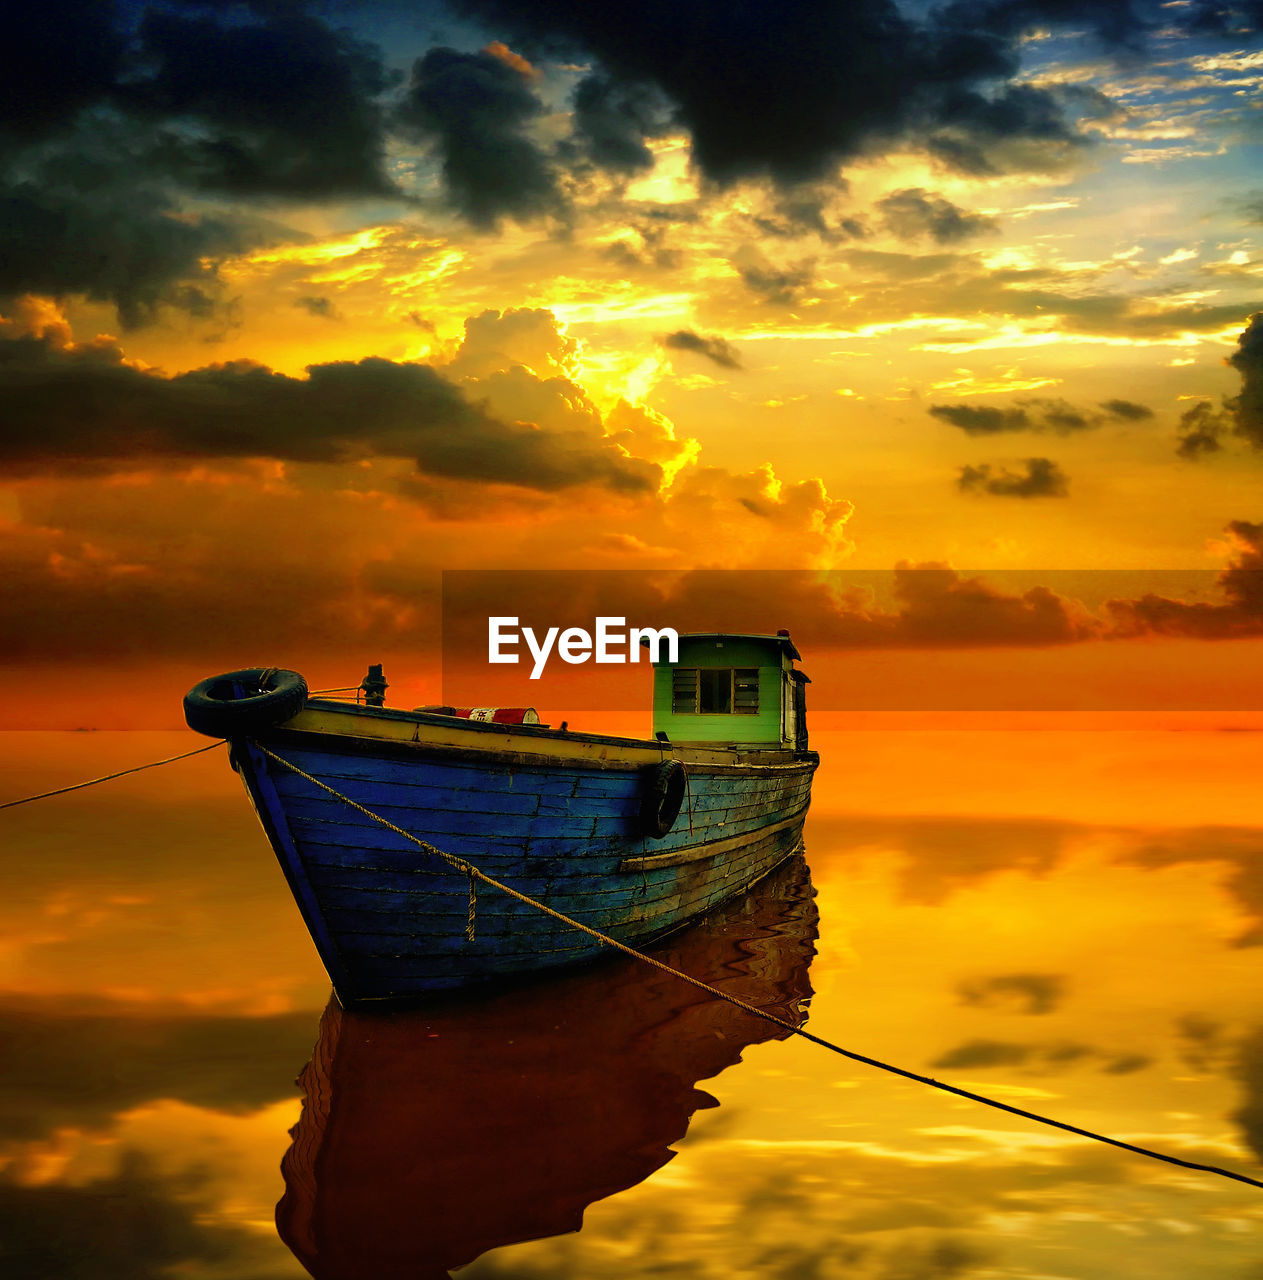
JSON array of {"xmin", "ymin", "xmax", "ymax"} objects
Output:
[{"xmin": 639, "ymin": 759, "xmax": 686, "ymax": 838}]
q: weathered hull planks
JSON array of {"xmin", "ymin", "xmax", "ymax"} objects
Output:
[{"xmin": 236, "ymin": 718, "xmax": 817, "ymax": 1001}]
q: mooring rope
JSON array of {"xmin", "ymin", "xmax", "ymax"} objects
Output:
[
  {"xmin": 0, "ymin": 740, "xmax": 226, "ymax": 811},
  {"xmin": 255, "ymin": 742, "xmax": 1263, "ymax": 1192}
]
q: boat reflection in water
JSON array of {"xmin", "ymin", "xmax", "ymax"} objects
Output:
[{"xmin": 277, "ymin": 851, "xmax": 818, "ymax": 1279}]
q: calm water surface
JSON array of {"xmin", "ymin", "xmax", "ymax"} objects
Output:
[{"xmin": 2, "ymin": 728, "xmax": 1262, "ymax": 1278}]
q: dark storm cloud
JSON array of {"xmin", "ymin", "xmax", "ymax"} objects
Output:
[
  {"xmin": 1034, "ymin": 400, "xmax": 1095, "ymax": 431},
  {"xmin": 0, "ymin": 180, "xmax": 261, "ymax": 328},
  {"xmin": 602, "ymin": 230, "xmax": 683, "ymax": 272},
  {"xmin": 927, "ymin": 278, "xmax": 1263, "ymax": 342},
  {"xmin": 1176, "ymin": 401, "xmax": 1229, "ymax": 459},
  {"xmin": 930, "ymin": 320, "xmax": 1258, "ymax": 460},
  {"xmin": 0, "ymin": 333, "xmax": 658, "ymax": 493},
  {"xmin": 0, "ymin": 509, "xmax": 446, "ymax": 662},
  {"xmin": 457, "ymin": 0, "xmax": 930, "ymax": 186},
  {"xmin": 821, "ymin": 565, "xmax": 1101, "ymax": 648},
  {"xmin": 0, "ymin": 0, "xmax": 124, "ymax": 146},
  {"xmin": 1106, "ymin": 520, "xmax": 1263, "ymax": 641},
  {"xmin": 599, "ymin": 206, "xmax": 696, "ymax": 271},
  {"xmin": 929, "ymin": 404, "xmax": 1032, "ymax": 434},
  {"xmin": 736, "ymin": 256, "xmax": 816, "ymax": 305},
  {"xmin": 396, "ymin": 46, "xmax": 559, "ymax": 227},
  {"xmin": 448, "ymin": 0, "xmax": 1188, "ymax": 187},
  {"xmin": 1100, "ymin": 399, "xmax": 1153, "ymax": 421},
  {"xmin": 570, "ymin": 74, "xmax": 666, "ymax": 174},
  {"xmin": 0, "ymin": 4, "xmax": 398, "ymax": 199},
  {"xmin": 8, "ymin": 2, "xmax": 1258, "ymax": 324},
  {"xmin": 120, "ymin": 5, "xmax": 397, "ymax": 199},
  {"xmin": 662, "ymin": 329, "xmax": 742, "ymax": 369},
  {"xmin": 1186, "ymin": 0, "xmax": 1263, "ymax": 35},
  {"xmin": 957, "ymin": 457, "xmax": 1069, "ymax": 498},
  {"xmin": 1126, "ymin": 302, "xmax": 1263, "ymax": 336},
  {"xmin": 933, "ymin": 397, "xmax": 1147, "ymax": 436},
  {"xmin": 1167, "ymin": 315, "xmax": 1263, "ymax": 457},
  {"xmin": 294, "ymin": 294, "xmax": 339, "ymax": 319},
  {"xmin": 933, "ymin": 0, "xmax": 1151, "ymax": 53},
  {"xmin": 747, "ymin": 185, "xmax": 861, "ymax": 241},
  {"xmin": 957, "ymin": 973, "xmax": 1067, "ymax": 1015},
  {"xmin": 1228, "ymin": 312, "xmax": 1263, "ymax": 447},
  {"xmin": 925, "ymin": 83, "xmax": 1098, "ymax": 176},
  {"xmin": 878, "ymin": 189, "xmax": 1000, "ymax": 244},
  {"xmin": 0, "ymin": 2, "xmax": 398, "ymax": 323}
]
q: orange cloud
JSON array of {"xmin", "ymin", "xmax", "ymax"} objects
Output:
[{"xmin": 481, "ymin": 41, "xmax": 540, "ymax": 81}]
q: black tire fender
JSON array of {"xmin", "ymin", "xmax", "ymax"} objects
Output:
[
  {"xmin": 639, "ymin": 759, "xmax": 687, "ymax": 838},
  {"xmin": 184, "ymin": 667, "xmax": 308, "ymax": 738}
]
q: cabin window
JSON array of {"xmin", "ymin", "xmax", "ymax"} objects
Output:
[
  {"xmin": 670, "ymin": 668, "xmax": 760, "ymax": 715},
  {"xmin": 671, "ymin": 668, "xmax": 698, "ymax": 713},
  {"xmin": 733, "ymin": 668, "xmax": 759, "ymax": 712},
  {"xmin": 699, "ymin": 669, "xmax": 731, "ymax": 714}
]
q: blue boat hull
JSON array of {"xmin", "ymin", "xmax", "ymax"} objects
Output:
[{"xmin": 233, "ymin": 704, "xmax": 817, "ymax": 1002}]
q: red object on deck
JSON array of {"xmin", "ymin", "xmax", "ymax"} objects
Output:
[{"xmin": 451, "ymin": 707, "xmax": 541, "ymax": 725}]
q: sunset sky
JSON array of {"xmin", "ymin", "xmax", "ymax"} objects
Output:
[
  {"xmin": 6, "ymin": 7, "xmax": 1263, "ymax": 1264},
  {"xmin": 4, "ymin": 0, "xmax": 1263, "ymax": 724}
]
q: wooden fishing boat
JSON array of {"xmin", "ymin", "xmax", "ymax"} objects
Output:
[{"xmin": 183, "ymin": 632, "xmax": 817, "ymax": 1004}]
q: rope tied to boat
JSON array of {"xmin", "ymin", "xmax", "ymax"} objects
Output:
[
  {"xmin": 0, "ymin": 740, "xmax": 226, "ymax": 810},
  {"xmin": 254, "ymin": 741, "xmax": 1263, "ymax": 1193}
]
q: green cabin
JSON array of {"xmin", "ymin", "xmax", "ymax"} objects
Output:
[{"xmin": 651, "ymin": 632, "xmax": 809, "ymax": 751}]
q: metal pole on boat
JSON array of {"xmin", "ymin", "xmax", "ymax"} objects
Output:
[{"xmin": 360, "ymin": 664, "xmax": 389, "ymax": 706}]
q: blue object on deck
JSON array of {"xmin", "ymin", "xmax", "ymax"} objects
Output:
[{"xmin": 185, "ymin": 633, "xmax": 818, "ymax": 1004}]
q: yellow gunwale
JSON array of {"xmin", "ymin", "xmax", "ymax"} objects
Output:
[{"xmin": 277, "ymin": 700, "xmax": 815, "ymax": 774}]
